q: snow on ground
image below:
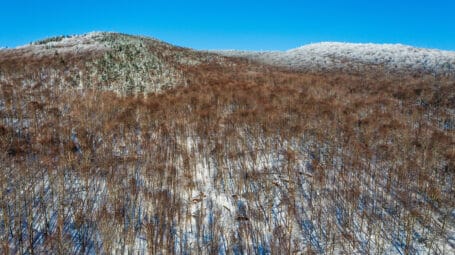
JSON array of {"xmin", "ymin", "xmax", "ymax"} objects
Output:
[{"xmin": 215, "ymin": 42, "xmax": 455, "ymax": 75}]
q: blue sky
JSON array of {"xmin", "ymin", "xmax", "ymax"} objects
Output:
[{"xmin": 0, "ymin": 0, "xmax": 454, "ymax": 50}]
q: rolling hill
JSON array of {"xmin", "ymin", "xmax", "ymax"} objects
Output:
[{"xmin": 216, "ymin": 42, "xmax": 455, "ymax": 76}]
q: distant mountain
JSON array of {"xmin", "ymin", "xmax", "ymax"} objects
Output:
[{"xmin": 216, "ymin": 42, "xmax": 455, "ymax": 76}]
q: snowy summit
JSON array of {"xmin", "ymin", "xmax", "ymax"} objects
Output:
[{"xmin": 216, "ymin": 42, "xmax": 455, "ymax": 75}]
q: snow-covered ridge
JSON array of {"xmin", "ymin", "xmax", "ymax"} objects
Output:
[
  {"xmin": 1, "ymin": 32, "xmax": 111, "ymax": 57},
  {"xmin": 0, "ymin": 32, "xmax": 189, "ymax": 94},
  {"xmin": 216, "ymin": 42, "xmax": 455, "ymax": 75},
  {"xmin": 25, "ymin": 31, "xmax": 108, "ymax": 48},
  {"xmin": 3, "ymin": 33, "xmax": 455, "ymax": 77},
  {"xmin": 4, "ymin": 32, "xmax": 171, "ymax": 55}
]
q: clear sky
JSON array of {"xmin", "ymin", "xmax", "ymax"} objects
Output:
[{"xmin": 1, "ymin": 0, "xmax": 454, "ymax": 50}]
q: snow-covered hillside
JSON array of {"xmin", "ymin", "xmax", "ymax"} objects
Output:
[
  {"xmin": 0, "ymin": 32, "xmax": 199, "ymax": 93},
  {"xmin": 0, "ymin": 32, "xmax": 242, "ymax": 94},
  {"xmin": 216, "ymin": 42, "xmax": 455, "ymax": 75}
]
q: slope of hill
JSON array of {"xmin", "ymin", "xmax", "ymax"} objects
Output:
[
  {"xmin": 0, "ymin": 33, "xmax": 454, "ymax": 254},
  {"xmin": 216, "ymin": 42, "xmax": 455, "ymax": 76},
  {"xmin": 0, "ymin": 32, "xmax": 234, "ymax": 94}
]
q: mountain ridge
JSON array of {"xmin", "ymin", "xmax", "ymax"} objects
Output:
[
  {"xmin": 0, "ymin": 32, "xmax": 237, "ymax": 94},
  {"xmin": 3, "ymin": 32, "xmax": 455, "ymax": 77},
  {"xmin": 215, "ymin": 41, "xmax": 455, "ymax": 76}
]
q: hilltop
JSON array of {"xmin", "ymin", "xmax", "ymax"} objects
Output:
[
  {"xmin": 0, "ymin": 32, "xmax": 242, "ymax": 94},
  {"xmin": 216, "ymin": 42, "xmax": 455, "ymax": 76}
]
